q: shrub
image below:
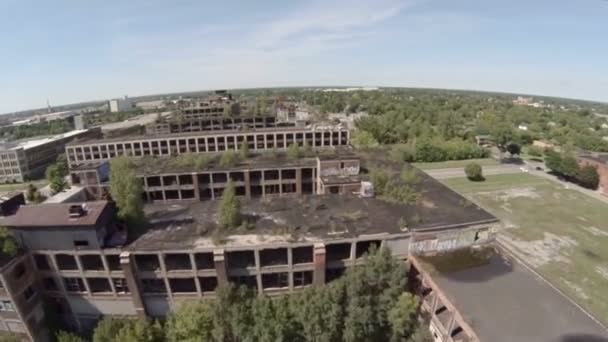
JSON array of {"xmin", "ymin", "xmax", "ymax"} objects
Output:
[
  {"xmin": 218, "ymin": 180, "xmax": 241, "ymax": 230},
  {"xmin": 219, "ymin": 150, "xmax": 239, "ymax": 168},
  {"xmin": 287, "ymin": 144, "xmax": 301, "ymax": 159},
  {"xmin": 576, "ymin": 165, "xmax": 599, "ymax": 189},
  {"xmin": 465, "ymin": 162, "xmax": 483, "ymax": 181}
]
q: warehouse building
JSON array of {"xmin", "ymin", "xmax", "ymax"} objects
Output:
[{"xmin": 0, "ymin": 129, "xmax": 101, "ymax": 183}]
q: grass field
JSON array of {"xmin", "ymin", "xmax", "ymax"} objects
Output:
[
  {"xmin": 443, "ymin": 174, "xmax": 608, "ymax": 324},
  {"xmin": 0, "ymin": 180, "xmax": 47, "ymax": 194},
  {"xmin": 413, "ymin": 158, "xmax": 500, "ymax": 170}
]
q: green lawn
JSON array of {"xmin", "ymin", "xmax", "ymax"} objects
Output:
[
  {"xmin": 443, "ymin": 174, "xmax": 608, "ymax": 324},
  {"xmin": 0, "ymin": 180, "xmax": 47, "ymax": 194},
  {"xmin": 413, "ymin": 158, "xmax": 499, "ymax": 170}
]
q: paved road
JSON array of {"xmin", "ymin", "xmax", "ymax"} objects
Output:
[
  {"xmin": 435, "ymin": 254, "xmax": 608, "ymax": 342},
  {"xmin": 423, "ymin": 164, "xmax": 521, "ymax": 179}
]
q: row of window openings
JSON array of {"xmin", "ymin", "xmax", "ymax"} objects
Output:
[
  {"xmin": 147, "ymin": 182, "xmax": 314, "ymax": 201},
  {"xmin": 54, "ymin": 277, "xmax": 129, "ymax": 294},
  {"xmin": 69, "ymin": 133, "xmax": 347, "ymax": 159},
  {"xmin": 145, "ymin": 169, "xmax": 312, "ymax": 187},
  {"xmin": 36, "ymin": 242, "xmax": 378, "ymax": 275}
]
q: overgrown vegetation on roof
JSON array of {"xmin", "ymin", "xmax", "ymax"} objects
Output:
[
  {"xmin": 168, "ymin": 153, "xmax": 211, "ymax": 169},
  {"xmin": 0, "ymin": 227, "xmax": 19, "ymax": 258}
]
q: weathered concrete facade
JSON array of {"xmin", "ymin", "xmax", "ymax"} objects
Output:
[{"xmin": 66, "ymin": 127, "xmax": 349, "ymax": 168}]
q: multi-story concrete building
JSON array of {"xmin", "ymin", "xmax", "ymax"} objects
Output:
[
  {"xmin": 65, "ymin": 125, "xmax": 350, "ymax": 169},
  {"xmin": 0, "ymin": 129, "xmax": 101, "ymax": 183},
  {"xmin": 109, "ymin": 96, "xmax": 135, "ymax": 113},
  {"xmin": 0, "ymin": 163, "xmax": 499, "ymax": 340},
  {"xmin": 145, "ymin": 115, "xmax": 288, "ymax": 135}
]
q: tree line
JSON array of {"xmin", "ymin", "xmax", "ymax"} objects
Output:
[{"xmin": 55, "ymin": 248, "xmax": 431, "ymax": 342}]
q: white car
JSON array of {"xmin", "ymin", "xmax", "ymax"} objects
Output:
[{"xmin": 520, "ymin": 167, "xmax": 529, "ymax": 173}]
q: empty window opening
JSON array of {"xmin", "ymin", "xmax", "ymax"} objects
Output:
[
  {"xmin": 198, "ymin": 173, "xmax": 211, "ymax": 185},
  {"xmin": 88, "ymin": 278, "xmax": 112, "ymax": 293},
  {"xmin": 198, "ymin": 277, "xmax": 218, "ymax": 292},
  {"xmin": 227, "ymin": 251, "xmax": 256, "ymax": 269},
  {"xmin": 200, "ymin": 189, "xmax": 212, "ymax": 200},
  {"xmin": 326, "ymin": 243, "xmax": 352, "ymax": 262},
  {"xmin": 23, "ymin": 286, "xmax": 35, "ymax": 301},
  {"xmin": 81, "ymin": 255, "xmax": 105, "ymax": 271},
  {"xmin": 329, "ymin": 186, "xmax": 340, "ymax": 194},
  {"xmin": 195, "ymin": 253, "xmax": 214, "ymax": 270},
  {"xmin": 169, "ymin": 278, "xmax": 197, "ymax": 293},
  {"xmin": 178, "ymin": 175, "xmax": 193, "ymax": 185},
  {"xmin": 281, "ymin": 169, "xmax": 296, "ymax": 179},
  {"xmin": 113, "ymin": 278, "xmax": 129, "ymax": 294},
  {"xmin": 162, "ymin": 175, "xmax": 178, "ymax": 186},
  {"xmin": 141, "ymin": 278, "xmax": 167, "ymax": 293},
  {"xmin": 259, "ymin": 248, "xmax": 288, "ymax": 267},
  {"xmin": 43, "ymin": 277, "xmax": 58, "ymax": 291},
  {"xmin": 251, "ymin": 185, "xmax": 263, "ymax": 197},
  {"xmin": 355, "ymin": 240, "xmax": 382, "ymax": 259},
  {"xmin": 264, "ymin": 170, "xmax": 279, "ymax": 180},
  {"xmin": 302, "ymin": 168, "xmax": 314, "ymax": 181},
  {"xmin": 181, "ymin": 190, "xmax": 195, "ymax": 199},
  {"xmin": 229, "ymin": 172, "xmax": 245, "ymax": 182},
  {"xmin": 149, "ymin": 191, "xmax": 163, "ymax": 201},
  {"xmin": 74, "ymin": 240, "xmax": 89, "ymax": 248},
  {"xmin": 212, "ymin": 173, "xmax": 227, "ymax": 183},
  {"xmin": 56, "ymin": 254, "xmax": 78, "ymax": 270},
  {"xmin": 282, "ymin": 183, "xmax": 296, "ymax": 194},
  {"xmin": 106, "ymin": 255, "xmax": 121, "ymax": 271},
  {"xmin": 63, "ymin": 277, "xmax": 86, "ymax": 292},
  {"xmin": 302, "ymin": 183, "xmax": 313, "ymax": 194},
  {"xmin": 451, "ymin": 326, "xmax": 464, "ymax": 338},
  {"xmin": 292, "ymin": 246, "xmax": 313, "ymax": 264},
  {"xmin": 164, "ymin": 253, "xmax": 192, "ymax": 271},
  {"xmin": 135, "ymin": 254, "xmax": 161, "ymax": 272},
  {"xmin": 12, "ymin": 263, "xmax": 26, "ymax": 279},
  {"xmin": 264, "ymin": 184, "xmax": 280, "ymax": 195},
  {"xmin": 165, "ymin": 190, "xmax": 179, "ymax": 200},
  {"xmin": 326, "ymin": 267, "xmax": 345, "ymax": 283},
  {"xmin": 262, "ymin": 272, "xmax": 289, "ymax": 289},
  {"xmin": 293, "ymin": 271, "xmax": 313, "ymax": 287}
]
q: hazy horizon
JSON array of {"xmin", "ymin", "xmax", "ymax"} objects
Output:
[{"xmin": 1, "ymin": 0, "xmax": 607, "ymax": 113}]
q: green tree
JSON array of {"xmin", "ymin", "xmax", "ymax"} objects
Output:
[
  {"xmin": 287, "ymin": 144, "xmax": 301, "ymax": 159},
  {"xmin": 388, "ymin": 293, "xmax": 420, "ymax": 342},
  {"xmin": 93, "ymin": 317, "xmax": 128, "ymax": 342},
  {"xmin": 114, "ymin": 319, "xmax": 164, "ymax": 342},
  {"xmin": 576, "ymin": 165, "xmax": 599, "ymax": 189},
  {"xmin": 560, "ymin": 155, "xmax": 580, "ymax": 179},
  {"xmin": 218, "ymin": 180, "xmax": 241, "ymax": 230},
  {"xmin": 352, "ymin": 130, "xmax": 379, "ymax": 148},
  {"xmin": 25, "ymin": 183, "xmax": 44, "ymax": 203},
  {"xmin": 465, "ymin": 162, "xmax": 483, "ymax": 181},
  {"xmin": 239, "ymin": 141, "xmax": 249, "ymax": 159},
  {"xmin": 545, "ymin": 150, "xmax": 563, "ymax": 174},
  {"xmin": 110, "ymin": 156, "xmax": 145, "ymax": 225},
  {"xmin": 46, "ymin": 164, "xmax": 67, "ymax": 194},
  {"xmin": 527, "ymin": 145, "xmax": 543, "ymax": 157},
  {"xmin": 0, "ymin": 227, "xmax": 19, "ymax": 258},
  {"xmin": 166, "ymin": 301, "xmax": 214, "ymax": 342},
  {"xmin": 302, "ymin": 141, "xmax": 314, "ymax": 157},
  {"xmin": 56, "ymin": 331, "xmax": 86, "ymax": 342},
  {"xmin": 506, "ymin": 143, "xmax": 521, "ymax": 156},
  {"xmin": 219, "ymin": 150, "xmax": 239, "ymax": 168},
  {"xmin": 369, "ymin": 169, "xmax": 390, "ymax": 196}
]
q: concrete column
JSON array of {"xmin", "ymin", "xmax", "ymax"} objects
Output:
[
  {"xmin": 313, "ymin": 243, "xmax": 326, "ymax": 287},
  {"xmin": 245, "ymin": 171, "xmax": 251, "ymax": 199},
  {"xmin": 338, "ymin": 130, "xmax": 342, "ymax": 146},
  {"xmin": 120, "ymin": 252, "xmax": 147, "ymax": 317},
  {"xmin": 213, "ymin": 249, "xmax": 228, "ymax": 287},
  {"xmin": 193, "ymin": 174, "xmax": 200, "ymax": 201},
  {"xmin": 296, "ymin": 169, "xmax": 302, "ymax": 195},
  {"xmin": 253, "ymin": 135, "xmax": 258, "ymax": 152}
]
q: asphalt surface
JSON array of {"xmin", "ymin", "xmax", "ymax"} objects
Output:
[{"xmin": 434, "ymin": 255, "xmax": 608, "ymax": 342}]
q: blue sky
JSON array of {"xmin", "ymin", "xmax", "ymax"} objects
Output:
[{"xmin": 1, "ymin": 0, "xmax": 607, "ymax": 113}]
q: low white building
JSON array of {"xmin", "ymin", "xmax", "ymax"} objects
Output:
[{"xmin": 109, "ymin": 96, "xmax": 136, "ymax": 113}]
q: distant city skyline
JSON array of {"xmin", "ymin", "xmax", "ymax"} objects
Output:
[{"xmin": 1, "ymin": 0, "xmax": 607, "ymax": 113}]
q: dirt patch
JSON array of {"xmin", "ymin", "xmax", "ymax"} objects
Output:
[
  {"xmin": 479, "ymin": 187, "xmax": 540, "ymax": 202},
  {"xmin": 500, "ymin": 232, "xmax": 577, "ymax": 267},
  {"xmin": 583, "ymin": 226, "xmax": 608, "ymax": 237}
]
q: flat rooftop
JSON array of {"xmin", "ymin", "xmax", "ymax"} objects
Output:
[
  {"xmin": 128, "ymin": 190, "xmax": 496, "ymax": 251},
  {"xmin": 4, "ymin": 201, "xmax": 110, "ymax": 228},
  {"xmin": 0, "ymin": 129, "xmax": 89, "ymax": 151},
  {"xmin": 66, "ymin": 123, "xmax": 347, "ymax": 146},
  {"xmin": 133, "ymin": 151, "xmax": 318, "ymax": 175},
  {"xmin": 432, "ymin": 254, "xmax": 608, "ymax": 342}
]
